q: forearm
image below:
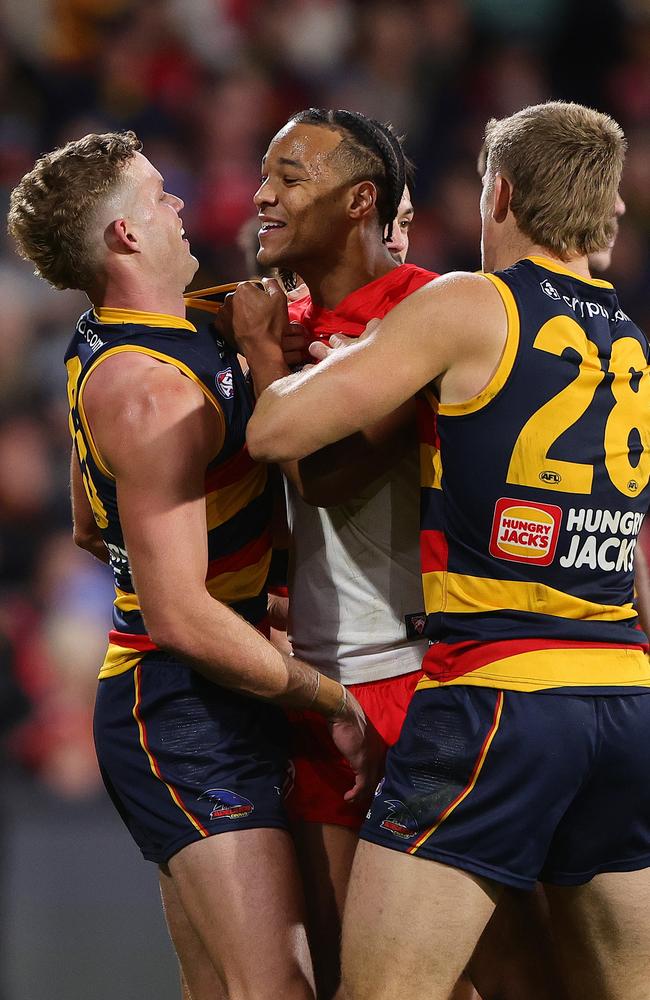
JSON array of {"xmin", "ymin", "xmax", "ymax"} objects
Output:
[{"xmin": 144, "ymin": 592, "xmax": 345, "ymax": 717}]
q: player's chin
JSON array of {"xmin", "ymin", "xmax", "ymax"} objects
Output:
[{"xmin": 256, "ymin": 244, "xmax": 284, "ymax": 269}]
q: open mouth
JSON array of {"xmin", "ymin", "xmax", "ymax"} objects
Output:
[{"xmin": 259, "ymin": 221, "xmax": 286, "ymax": 236}]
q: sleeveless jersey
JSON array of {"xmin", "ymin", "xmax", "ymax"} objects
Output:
[
  {"xmin": 287, "ymin": 264, "xmax": 437, "ymax": 685},
  {"xmin": 64, "ymin": 307, "xmax": 272, "ymax": 679},
  {"xmin": 418, "ymin": 256, "xmax": 650, "ymax": 692}
]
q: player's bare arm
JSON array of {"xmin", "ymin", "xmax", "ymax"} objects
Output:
[
  {"xmin": 70, "ymin": 446, "xmax": 109, "ymax": 563},
  {"xmin": 232, "ymin": 278, "xmax": 418, "ymax": 504},
  {"xmin": 246, "ymin": 271, "xmax": 509, "ymax": 463},
  {"xmin": 82, "ymin": 350, "xmax": 383, "ymax": 801}
]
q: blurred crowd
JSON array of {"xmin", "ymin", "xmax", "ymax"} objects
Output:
[{"xmin": 0, "ymin": 0, "xmax": 648, "ymax": 798}]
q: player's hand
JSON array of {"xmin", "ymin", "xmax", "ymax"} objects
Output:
[
  {"xmin": 283, "ymin": 321, "xmax": 310, "ymax": 368},
  {"xmin": 308, "ymin": 332, "xmax": 356, "ymax": 363},
  {"xmin": 267, "ymin": 591, "xmax": 289, "ymax": 631},
  {"xmin": 211, "ymin": 293, "xmax": 237, "ymax": 349},
  {"xmin": 231, "ymin": 278, "xmax": 290, "ymax": 356},
  {"xmin": 328, "ymin": 690, "xmax": 386, "ymax": 804}
]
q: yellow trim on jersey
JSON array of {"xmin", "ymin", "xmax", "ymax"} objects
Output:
[
  {"xmin": 416, "ymin": 646, "xmax": 650, "ymax": 692},
  {"xmin": 205, "ymin": 463, "xmax": 268, "ymax": 530},
  {"xmin": 114, "ymin": 587, "xmax": 140, "ymax": 614},
  {"xmin": 422, "ymin": 570, "xmax": 637, "ymax": 622},
  {"xmin": 94, "ymin": 307, "xmax": 197, "ymax": 332},
  {"xmin": 525, "ymin": 256, "xmax": 613, "ymax": 289},
  {"xmin": 407, "ymin": 691, "xmax": 504, "ymax": 854},
  {"xmin": 206, "ymin": 552, "xmax": 272, "ymax": 603},
  {"xmin": 76, "ymin": 345, "xmax": 226, "ymax": 480},
  {"xmin": 438, "ymin": 274, "xmax": 520, "ymax": 417},
  {"xmin": 420, "ymin": 442, "xmax": 443, "ymax": 490},
  {"xmin": 98, "ymin": 642, "xmax": 143, "ymax": 679}
]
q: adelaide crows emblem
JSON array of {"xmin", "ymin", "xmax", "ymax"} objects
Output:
[{"xmin": 199, "ymin": 788, "xmax": 254, "ymax": 821}]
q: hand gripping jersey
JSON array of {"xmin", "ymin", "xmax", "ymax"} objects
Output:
[
  {"xmin": 287, "ymin": 264, "xmax": 437, "ymax": 685},
  {"xmin": 65, "ymin": 307, "xmax": 272, "ymax": 679},
  {"xmin": 418, "ymin": 257, "xmax": 650, "ymax": 692}
]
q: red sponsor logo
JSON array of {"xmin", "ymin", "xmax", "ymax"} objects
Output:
[{"xmin": 489, "ymin": 498, "xmax": 562, "ymax": 566}]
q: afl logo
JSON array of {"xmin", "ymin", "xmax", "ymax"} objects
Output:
[
  {"xmin": 539, "ymin": 470, "xmax": 561, "ymax": 485},
  {"xmin": 216, "ymin": 368, "xmax": 234, "ymax": 399}
]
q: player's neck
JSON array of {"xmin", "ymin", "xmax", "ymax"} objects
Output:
[
  {"xmin": 491, "ymin": 235, "xmax": 592, "ymax": 281},
  {"xmin": 302, "ymin": 243, "xmax": 399, "ymax": 310},
  {"xmin": 94, "ymin": 275, "xmax": 187, "ymax": 319}
]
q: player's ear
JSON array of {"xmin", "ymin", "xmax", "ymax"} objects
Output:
[
  {"xmin": 348, "ymin": 181, "xmax": 377, "ymax": 221},
  {"xmin": 492, "ymin": 173, "xmax": 512, "ymax": 224},
  {"xmin": 105, "ymin": 218, "xmax": 141, "ymax": 255}
]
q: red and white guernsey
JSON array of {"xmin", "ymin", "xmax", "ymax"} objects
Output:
[{"xmin": 287, "ymin": 264, "xmax": 437, "ymax": 684}]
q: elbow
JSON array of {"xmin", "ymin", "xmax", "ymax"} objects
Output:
[
  {"xmin": 246, "ymin": 418, "xmax": 286, "ymax": 464},
  {"xmin": 144, "ymin": 615, "xmax": 192, "ymax": 658},
  {"xmin": 73, "ymin": 526, "xmax": 100, "ymax": 553}
]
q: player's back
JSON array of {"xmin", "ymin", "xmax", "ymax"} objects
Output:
[{"xmin": 419, "ymin": 256, "xmax": 650, "ymax": 692}]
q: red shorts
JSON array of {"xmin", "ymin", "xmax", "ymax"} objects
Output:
[{"xmin": 285, "ymin": 669, "xmax": 424, "ymax": 829}]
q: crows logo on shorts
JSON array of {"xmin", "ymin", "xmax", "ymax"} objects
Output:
[
  {"xmin": 200, "ymin": 788, "xmax": 254, "ymax": 820},
  {"xmin": 379, "ymin": 799, "xmax": 419, "ymax": 840}
]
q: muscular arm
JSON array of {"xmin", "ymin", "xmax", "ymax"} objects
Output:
[
  {"xmin": 81, "ymin": 353, "xmax": 345, "ymax": 714},
  {"xmin": 70, "ymin": 447, "xmax": 109, "ymax": 564},
  {"xmin": 231, "ymin": 280, "xmax": 416, "ymax": 505},
  {"xmin": 246, "ymin": 272, "xmax": 508, "ymax": 463}
]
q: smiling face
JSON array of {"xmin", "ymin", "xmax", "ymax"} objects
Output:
[
  {"xmin": 385, "ymin": 186, "xmax": 413, "ymax": 263},
  {"xmin": 116, "ymin": 151, "xmax": 198, "ymax": 288},
  {"xmin": 254, "ymin": 122, "xmax": 362, "ymax": 272}
]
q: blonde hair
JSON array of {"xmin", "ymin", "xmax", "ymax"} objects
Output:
[
  {"xmin": 483, "ymin": 101, "xmax": 626, "ymax": 259},
  {"xmin": 7, "ymin": 131, "xmax": 141, "ymax": 292}
]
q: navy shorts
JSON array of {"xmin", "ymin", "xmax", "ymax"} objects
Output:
[
  {"xmin": 361, "ymin": 685, "xmax": 650, "ymax": 890},
  {"xmin": 94, "ymin": 651, "xmax": 291, "ymax": 864}
]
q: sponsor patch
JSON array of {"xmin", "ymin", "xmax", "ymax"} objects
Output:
[
  {"xmin": 540, "ymin": 279, "xmax": 560, "ymax": 300},
  {"xmin": 489, "ymin": 497, "xmax": 562, "ymax": 566},
  {"xmin": 199, "ymin": 788, "xmax": 254, "ymax": 820},
  {"xmin": 215, "ymin": 368, "xmax": 234, "ymax": 399}
]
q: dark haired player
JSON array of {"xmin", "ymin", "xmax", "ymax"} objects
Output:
[{"xmin": 229, "ymin": 108, "xmax": 444, "ymax": 1000}]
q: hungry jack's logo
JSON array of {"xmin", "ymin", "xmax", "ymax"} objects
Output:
[{"xmin": 489, "ymin": 498, "xmax": 563, "ymax": 566}]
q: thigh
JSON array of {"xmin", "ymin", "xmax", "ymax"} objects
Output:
[
  {"xmin": 159, "ymin": 864, "xmax": 227, "ymax": 1000},
  {"xmin": 468, "ymin": 886, "xmax": 569, "ymax": 1000},
  {"xmin": 169, "ymin": 827, "xmax": 315, "ymax": 1000},
  {"xmin": 292, "ymin": 821, "xmax": 358, "ymax": 1000},
  {"xmin": 342, "ymin": 840, "xmax": 499, "ymax": 1000},
  {"xmin": 545, "ymin": 869, "xmax": 650, "ymax": 1000}
]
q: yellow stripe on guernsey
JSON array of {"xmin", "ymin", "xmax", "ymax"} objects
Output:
[
  {"xmin": 77, "ymin": 345, "xmax": 225, "ymax": 478},
  {"xmin": 205, "ymin": 462, "xmax": 267, "ymax": 529},
  {"xmin": 417, "ymin": 647, "xmax": 650, "ymax": 692},
  {"xmin": 423, "ymin": 571, "xmax": 637, "ymax": 622},
  {"xmin": 437, "ymin": 273, "xmax": 520, "ymax": 417},
  {"xmin": 99, "ymin": 642, "xmax": 143, "ymax": 679},
  {"xmin": 206, "ymin": 555, "xmax": 272, "ymax": 604},
  {"xmin": 115, "ymin": 587, "xmax": 140, "ymax": 615}
]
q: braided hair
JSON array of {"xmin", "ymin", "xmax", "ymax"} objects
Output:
[{"xmin": 289, "ymin": 108, "xmax": 407, "ymax": 242}]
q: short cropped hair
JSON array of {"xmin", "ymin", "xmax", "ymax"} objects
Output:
[
  {"xmin": 7, "ymin": 131, "xmax": 141, "ymax": 292},
  {"xmin": 288, "ymin": 109, "xmax": 407, "ymax": 239},
  {"xmin": 483, "ymin": 102, "xmax": 626, "ymax": 259}
]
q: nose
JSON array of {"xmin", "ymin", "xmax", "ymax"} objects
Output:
[
  {"xmin": 171, "ymin": 194, "xmax": 184, "ymax": 212},
  {"xmin": 615, "ymin": 193, "xmax": 626, "ymax": 218},
  {"xmin": 254, "ymin": 177, "xmax": 277, "ymax": 209}
]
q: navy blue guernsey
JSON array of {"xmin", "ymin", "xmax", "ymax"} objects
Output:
[
  {"xmin": 65, "ymin": 307, "xmax": 272, "ymax": 679},
  {"xmin": 417, "ymin": 256, "xmax": 650, "ymax": 692}
]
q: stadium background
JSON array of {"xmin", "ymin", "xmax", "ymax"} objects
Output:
[{"xmin": 0, "ymin": 0, "xmax": 648, "ymax": 996}]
